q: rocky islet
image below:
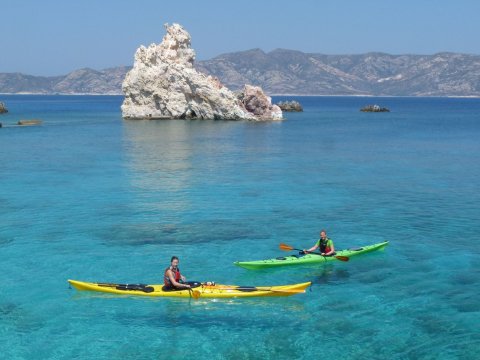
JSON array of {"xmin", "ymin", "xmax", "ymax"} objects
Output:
[
  {"xmin": 276, "ymin": 100, "xmax": 303, "ymax": 112},
  {"xmin": 121, "ymin": 23, "xmax": 282, "ymax": 121}
]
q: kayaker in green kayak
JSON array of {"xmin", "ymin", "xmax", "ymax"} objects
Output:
[
  {"xmin": 303, "ymin": 230, "xmax": 335, "ymax": 256},
  {"xmin": 164, "ymin": 256, "xmax": 191, "ymax": 290}
]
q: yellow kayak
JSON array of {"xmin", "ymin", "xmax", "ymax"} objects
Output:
[{"xmin": 68, "ymin": 279, "xmax": 311, "ymax": 299}]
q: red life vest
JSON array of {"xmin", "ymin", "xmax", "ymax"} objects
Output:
[
  {"xmin": 319, "ymin": 238, "xmax": 333, "ymax": 254},
  {"xmin": 164, "ymin": 266, "xmax": 181, "ymax": 287}
]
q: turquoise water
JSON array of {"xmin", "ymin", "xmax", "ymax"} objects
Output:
[{"xmin": 1, "ymin": 95, "xmax": 479, "ymax": 359}]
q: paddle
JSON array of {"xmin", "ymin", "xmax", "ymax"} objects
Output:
[
  {"xmin": 279, "ymin": 243, "xmax": 349, "ymax": 262},
  {"xmin": 189, "ymin": 288, "xmax": 201, "ymax": 299},
  {"xmin": 182, "ymin": 282, "xmax": 202, "ymax": 299}
]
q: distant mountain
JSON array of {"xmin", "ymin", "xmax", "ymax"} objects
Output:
[
  {"xmin": 52, "ymin": 66, "xmax": 131, "ymax": 94},
  {"xmin": 197, "ymin": 49, "xmax": 480, "ymax": 96},
  {"xmin": 0, "ymin": 73, "xmax": 63, "ymax": 94},
  {"xmin": 1, "ymin": 51, "xmax": 480, "ymax": 96},
  {"xmin": 0, "ymin": 66, "xmax": 131, "ymax": 95}
]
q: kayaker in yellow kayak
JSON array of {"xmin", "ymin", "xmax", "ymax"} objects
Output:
[
  {"xmin": 303, "ymin": 230, "xmax": 335, "ymax": 256},
  {"xmin": 164, "ymin": 256, "xmax": 191, "ymax": 290}
]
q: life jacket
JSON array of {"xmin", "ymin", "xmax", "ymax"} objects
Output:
[
  {"xmin": 164, "ymin": 266, "xmax": 181, "ymax": 287},
  {"xmin": 319, "ymin": 237, "xmax": 333, "ymax": 253}
]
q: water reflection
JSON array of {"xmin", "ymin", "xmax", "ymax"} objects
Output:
[
  {"xmin": 122, "ymin": 120, "xmax": 193, "ymax": 203},
  {"xmin": 118, "ymin": 120, "xmax": 267, "ymax": 245},
  {"xmin": 306, "ymin": 264, "xmax": 351, "ymax": 285}
]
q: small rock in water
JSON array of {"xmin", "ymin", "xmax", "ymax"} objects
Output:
[
  {"xmin": 18, "ymin": 119, "xmax": 42, "ymax": 126},
  {"xmin": 276, "ymin": 100, "xmax": 303, "ymax": 112},
  {"xmin": 360, "ymin": 104, "xmax": 390, "ymax": 112},
  {"xmin": 0, "ymin": 102, "xmax": 8, "ymax": 114}
]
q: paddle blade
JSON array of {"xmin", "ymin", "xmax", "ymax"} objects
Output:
[
  {"xmin": 279, "ymin": 243, "xmax": 294, "ymax": 251},
  {"xmin": 335, "ymin": 255, "xmax": 349, "ymax": 262},
  {"xmin": 191, "ymin": 290, "xmax": 201, "ymax": 299}
]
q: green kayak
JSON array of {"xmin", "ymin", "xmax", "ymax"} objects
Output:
[{"xmin": 234, "ymin": 241, "xmax": 389, "ymax": 270}]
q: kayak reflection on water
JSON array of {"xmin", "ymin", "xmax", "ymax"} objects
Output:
[{"xmin": 311, "ymin": 265, "xmax": 351, "ymax": 285}]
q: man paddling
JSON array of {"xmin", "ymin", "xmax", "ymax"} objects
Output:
[
  {"xmin": 303, "ymin": 230, "xmax": 335, "ymax": 256},
  {"xmin": 164, "ymin": 256, "xmax": 191, "ymax": 290}
]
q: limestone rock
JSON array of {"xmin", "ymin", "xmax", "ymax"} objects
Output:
[
  {"xmin": 0, "ymin": 101, "xmax": 8, "ymax": 114},
  {"xmin": 360, "ymin": 104, "xmax": 390, "ymax": 112},
  {"xmin": 121, "ymin": 23, "xmax": 282, "ymax": 121},
  {"xmin": 276, "ymin": 100, "xmax": 303, "ymax": 112},
  {"xmin": 238, "ymin": 85, "xmax": 282, "ymax": 120}
]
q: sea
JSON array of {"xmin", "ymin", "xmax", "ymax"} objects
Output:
[{"xmin": 0, "ymin": 95, "xmax": 479, "ymax": 359}]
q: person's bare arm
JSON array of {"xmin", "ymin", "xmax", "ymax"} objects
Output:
[{"xmin": 167, "ymin": 270, "xmax": 190, "ymax": 289}]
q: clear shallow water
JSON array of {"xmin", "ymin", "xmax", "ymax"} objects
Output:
[{"xmin": 0, "ymin": 95, "xmax": 479, "ymax": 359}]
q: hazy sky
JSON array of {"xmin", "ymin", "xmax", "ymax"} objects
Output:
[{"xmin": 2, "ymin": 0, "xmax": 479, "ymax": 75}]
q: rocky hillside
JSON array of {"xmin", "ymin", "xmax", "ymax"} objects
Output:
[
  {"xmin": 52, "ymin": 66, "xmax": 130, "ymax": 94},
  {"xmin": 1, "ymin": 51, "xmax": 480, "ymax": 96},
  {"xmin": 197, "ymin": 49, "xmax": 480, "ymax": 96},
  {"xmin": 0, "ymin": 67, "xmax": 130, "ymax": 94}
]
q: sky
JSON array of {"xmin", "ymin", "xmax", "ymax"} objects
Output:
[{"xmin": 1, "ymin": 0, "xmax": 480, "ymax": 76}]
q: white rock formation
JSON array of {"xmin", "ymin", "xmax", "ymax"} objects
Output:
[
  {"xmin": 121, "ymin": 23, "xmax": 282, "ymax": 121},
  {"xmin": 239, "ymin": 84, "xmax": 284, "ymax": 120}
]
